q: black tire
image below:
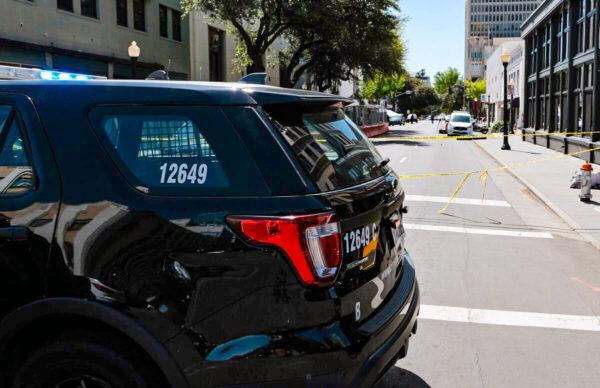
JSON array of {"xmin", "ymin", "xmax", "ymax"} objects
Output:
[{"xmin": 11, "ymin": 335, "xmax": 164, "ymax": 388}]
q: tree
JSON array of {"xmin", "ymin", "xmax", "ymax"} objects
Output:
[
  {"xmin": 181, "ymin": 0, "xmax": 305, "ymax": 73},
  {"xmin": 397, "ymin": 76, "xmax": 439, "ymax": 114},
  {"xmin": 279, "ymin": 0, "xmax": 405, "ymax": 90},
  {"xmin": 182, "ymin": 0, "xmax": 405, "ymax": 89},
  {"xmin": 415, "ymin": 69, "xmax": 427, "ymax": 79},
  {"xmin": 433, "ymin": 67, "xmax": 461, "ymax": 95},
  {"xmin": 465, "ymin": 79, "xmax": 486, "ymax": 102},
  {"xmin": 362, "ymin": 72, "xmax": 406, "ymax": 101}
]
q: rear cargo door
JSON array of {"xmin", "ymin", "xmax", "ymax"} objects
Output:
[{"xmin": 263, "ymin": 103, "xmax": 406, "ymax": 323}]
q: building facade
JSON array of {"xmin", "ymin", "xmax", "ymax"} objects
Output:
[
  {"xmin": 522, "ymin": 0, "xmax": 600, "ymax": 162},
  {"xmin": 486, "ymin": 40, "xmax": 525, "ymax": 125},
  {"xmin": 0, "ymin": 0, "xmax": 190, "ymax": 79},
  {"xmin": 465, "ymin": 0, "xmax": 542, "ymax": 80}
]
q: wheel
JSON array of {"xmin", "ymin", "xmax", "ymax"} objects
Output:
[{"xmin": 11, "ymin": 335, "xmax": 163, "ymax": 388}]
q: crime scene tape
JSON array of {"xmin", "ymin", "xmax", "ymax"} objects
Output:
[
  {"xmin": 371, "ymin": 131, "xmax": 598, "ymax": 142},
  {"xmin": 396, "ymin": 145, "xmax": 600, "ymax": 214}
]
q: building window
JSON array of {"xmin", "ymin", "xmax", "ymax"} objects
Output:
[
  {"xmin": 209, "ymin": 27, "xmax": 224, "ymax": 82},
  {"xmin": 81, "ymin": 0, "xmax": 97, "ymax": 18},
  {"xmin": 133, "ymin": 0, "xmax": 145, "ymax": 31},
  {"xmin": 116, "ymin": 0, "xmax": 128, "ymax": 27},
  {"xmin": 172, "ymin": 10, "xmax": 181, "ymax": 41},
  {"xmin": 57, "ymin": 0, "xmax": 73, "ymax": 12},
  {"xmin": 159, "ymin": 5, "xmax": 168, "ymax": 38}
]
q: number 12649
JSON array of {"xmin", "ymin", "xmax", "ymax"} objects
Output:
[{"xmin": 159, "ymin": 163, "xmax": 208, "ymax": 184}]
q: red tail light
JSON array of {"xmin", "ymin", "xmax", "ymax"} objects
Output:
[{"xmin": 226, "ymin": 213, "xmax": 341, "ymax": 286}]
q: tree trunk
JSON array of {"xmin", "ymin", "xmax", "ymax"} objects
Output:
[{"xmin": 246, "ymin": 53, "xmax": 266, "ymax": 73}]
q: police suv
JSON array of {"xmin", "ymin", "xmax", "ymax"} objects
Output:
[{"xmin": 0, "ymin": 75, "xmax": 419, "ymax": 387}]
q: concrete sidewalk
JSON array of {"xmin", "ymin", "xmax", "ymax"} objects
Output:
[{"xmin": 475, "ymin": 137, "xmax": 600, "ymax": 250}]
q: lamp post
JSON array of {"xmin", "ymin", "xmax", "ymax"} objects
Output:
[
  {"xmin": 128, "ymin": 41, "xmax": 140, "ymax": 79},
  {"xmin": 501, "ymin": 49, "xmax": 511, "ymax": 150},
  {"xmin": 508, "ymin": 79, "xmax": 515, "ymax": 134}
]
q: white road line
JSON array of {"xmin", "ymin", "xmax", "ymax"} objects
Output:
[
  {"xmin": 419, "ymin": 305, "xmax": 600, "ymax": 332},
  {"xmin": 404, "ymin": 223, "xmax": 553, "ymax": 239},
  {"xmin": 406, "ymin": 194, "xmax": 511, "ymax": 207},
  {"xmin": 399, "ymin": 157, "xmax": 407, "ymax": 163},
  {"xmin": 594, "ymin": 207, "xmax": 600, "ymax": 214}
]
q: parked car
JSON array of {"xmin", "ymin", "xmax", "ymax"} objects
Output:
[
  {"xmin": 447, "ymin": 111, "xmax": 474, "ymax": 136},
  {"xmin": 387, "ymin": 109, "xmax": 406, "ymax": 126},
  {"xmin": 0, "ymin": 80, "xmax": 419, "ymax": 388}
]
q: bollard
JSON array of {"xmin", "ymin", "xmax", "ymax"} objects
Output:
[{"xmin": 579, "ymin": 163, "xmax": 593, "ymax": 203}]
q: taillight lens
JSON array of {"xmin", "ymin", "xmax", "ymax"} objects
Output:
[{"xmin": 226, "ymin": 213, "xmax": 341, "ymax": 286}]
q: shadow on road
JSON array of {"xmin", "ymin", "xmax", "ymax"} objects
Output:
[{"xmin": 374, "ymin": 367, "xmax": 431, "ymax": 388}]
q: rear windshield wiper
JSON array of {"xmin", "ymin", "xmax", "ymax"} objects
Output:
[{"xmin": 378, "ymin": 158, "xmax": 390, "ymax": 169}]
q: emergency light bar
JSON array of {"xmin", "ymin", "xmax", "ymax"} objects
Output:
[{"xmin": 0, "ymin": 65, "xmax": 106, "ymax": 81}]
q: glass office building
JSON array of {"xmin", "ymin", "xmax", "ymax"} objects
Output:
[{"xmin": 465, "ymin": 0, "xmax": 543, "ymax": 80}]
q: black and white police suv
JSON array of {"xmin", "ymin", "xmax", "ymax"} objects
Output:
[{"xmin": 0, "ymin": 79, "xmax": 419, "ymax": 387}]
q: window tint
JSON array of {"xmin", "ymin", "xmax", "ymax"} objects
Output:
[
  {"xmin": 265, "ymin": 105, "xmax": 388, "ymax": 192},
  {"xmin": 90, "ymin": 107, "xmax": 268, "ymax": 196},
  {"xmin": 0, "ymin": 107, "xmax": 34, "ymax": 197}
]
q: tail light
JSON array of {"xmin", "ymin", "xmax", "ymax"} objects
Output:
[{"xmin": 226, "ymin": 213, "xmax": 341, "ymax": 286}]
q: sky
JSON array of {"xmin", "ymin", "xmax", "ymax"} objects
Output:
[{"xmin": 398, "ymin": 0, "xmax": 465, "ymax": 79}]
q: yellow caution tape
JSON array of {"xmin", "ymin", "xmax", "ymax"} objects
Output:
[
  {"xmin": 397, "ymin": 145, "xmax": 600, "ymax": 213},
  {"xmin": 371, "ymin": 131, "xmax": 599, "ymax": 143}
]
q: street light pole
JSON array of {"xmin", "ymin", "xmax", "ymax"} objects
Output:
[
  {"xmin": 128, "ymin": 41, "xmax": 140, "ymax": 79},
  {"xmin": 509, "ymin": 80, "xmax": 515, "ymax": 135},
  {"xmin": 501, "ymin": 50, "xmax": 511, "ymax": 150}
]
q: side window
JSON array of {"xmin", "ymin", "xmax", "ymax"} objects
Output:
[
  {"xmin": 0, "ymin": 106, "xmax": 34, "ymax": 197},
  {"xmin": 90, "ymin": 107, "xmax": 268, "ymax": 196}
]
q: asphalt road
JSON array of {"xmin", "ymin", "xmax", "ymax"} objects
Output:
[{"xmin": 374, "ymin": 121, "xmax": 600, "ymax": 388}]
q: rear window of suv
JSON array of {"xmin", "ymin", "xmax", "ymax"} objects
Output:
[
  {"xmin": 264, "ymin": 104, "xmax": 388, "ymax": 192},
  {"xmin": 89, "ymin": 106, "xmax": 268, "ymax": 196}
]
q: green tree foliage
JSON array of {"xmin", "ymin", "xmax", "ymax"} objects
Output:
[
  {"xmin": 409, "ymin": 80, "xmax": 440, "ymax": 114},
  {"xmin": 283, "ymin": 0, "xmax": 404, "ymax": 90},
  {"xmin": 362, "ymin": 72, "xmax": 406, "ymax": 101},
  {"xmin": 181, "ymin": 0, "xmax": 299, "ymax": 72},
  {"xmin": 182, "ymin": 0, "xmax": 405, "ymax": 89},
  {"xmin": 465, "ymin": 79, "xmax": 486, "ymax": 102},
  {"xmin": 415, "ymin": 69, "xmax": 427, "ymax": 79},
  {"xmin": 433, "ymin": 67, "xmax": 461, "ymax": 95},
  {"xmin": 397, "ymin": 77, "xmax": 440, "ymax": 114}
]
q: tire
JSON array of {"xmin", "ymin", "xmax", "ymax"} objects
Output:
[{"xmin": 11, "ymin": 335, "xmax": 163, "ymax": 388}]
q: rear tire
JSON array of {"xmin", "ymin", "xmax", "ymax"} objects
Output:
[{"xmin": 11, "ymin": 335, "xmax": 163, "ymax": 388}]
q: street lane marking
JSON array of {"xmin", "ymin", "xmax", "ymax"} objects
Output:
[
  {"xmin": 406, "ymin": 195, "xmax": 510, "ymax": 207},
  {"xmin": 404, "ymin": 223, "xmax": 553, "ymax": 239},
  {"xmin": 594, "ymin": 207, "xmax": 600, "ymax": 214},
  {"xmin": 419, "ymin": 305, "xmax": 600, "ymax": 332},
  {"xmin": 399, "ymin": 157, "xmax": 407, "ymax": 163}
]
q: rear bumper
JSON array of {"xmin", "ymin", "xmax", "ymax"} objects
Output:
[{"xmin": 185, "ymin": 254, "xmax": 419, "ymax": 387}]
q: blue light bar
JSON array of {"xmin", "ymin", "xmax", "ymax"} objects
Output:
[{"xmin": 39, "ymin": 70, "xmax": 94, "ymax": 81}]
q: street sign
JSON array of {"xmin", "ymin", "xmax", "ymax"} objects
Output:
[{"xmin": 480, "ymin": 94, "xmax": 488, "ymax": 103}]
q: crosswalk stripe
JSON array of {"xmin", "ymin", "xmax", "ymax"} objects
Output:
[
  {"xmin": 419, "ymin": 305, "xmax": 600, "ymax": 332},
  {"xmin": 406, "ymin": 194, "xmax": 511, "ymax": 207},
  {"xmin": 404, "ymin": 223, "xmax": 553, "ymax": 239}
]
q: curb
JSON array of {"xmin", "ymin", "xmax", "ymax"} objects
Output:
[{"xmin": 474, "ymin": 141, "xmax": 600, "ymax": 251}]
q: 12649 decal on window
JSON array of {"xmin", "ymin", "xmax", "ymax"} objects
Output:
[{"xmin": 159, "ymin": 163, "xmax": 208, "ymax": 184}]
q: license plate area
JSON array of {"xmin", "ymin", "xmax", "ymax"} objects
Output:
[{"xmin": 342, "ymin": 222, "xmax": 379, "ymax": 271}]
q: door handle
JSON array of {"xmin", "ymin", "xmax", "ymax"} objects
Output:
[{"xmin": 0, "ymin": 226, "xmax": 30, "ymax": 241}]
